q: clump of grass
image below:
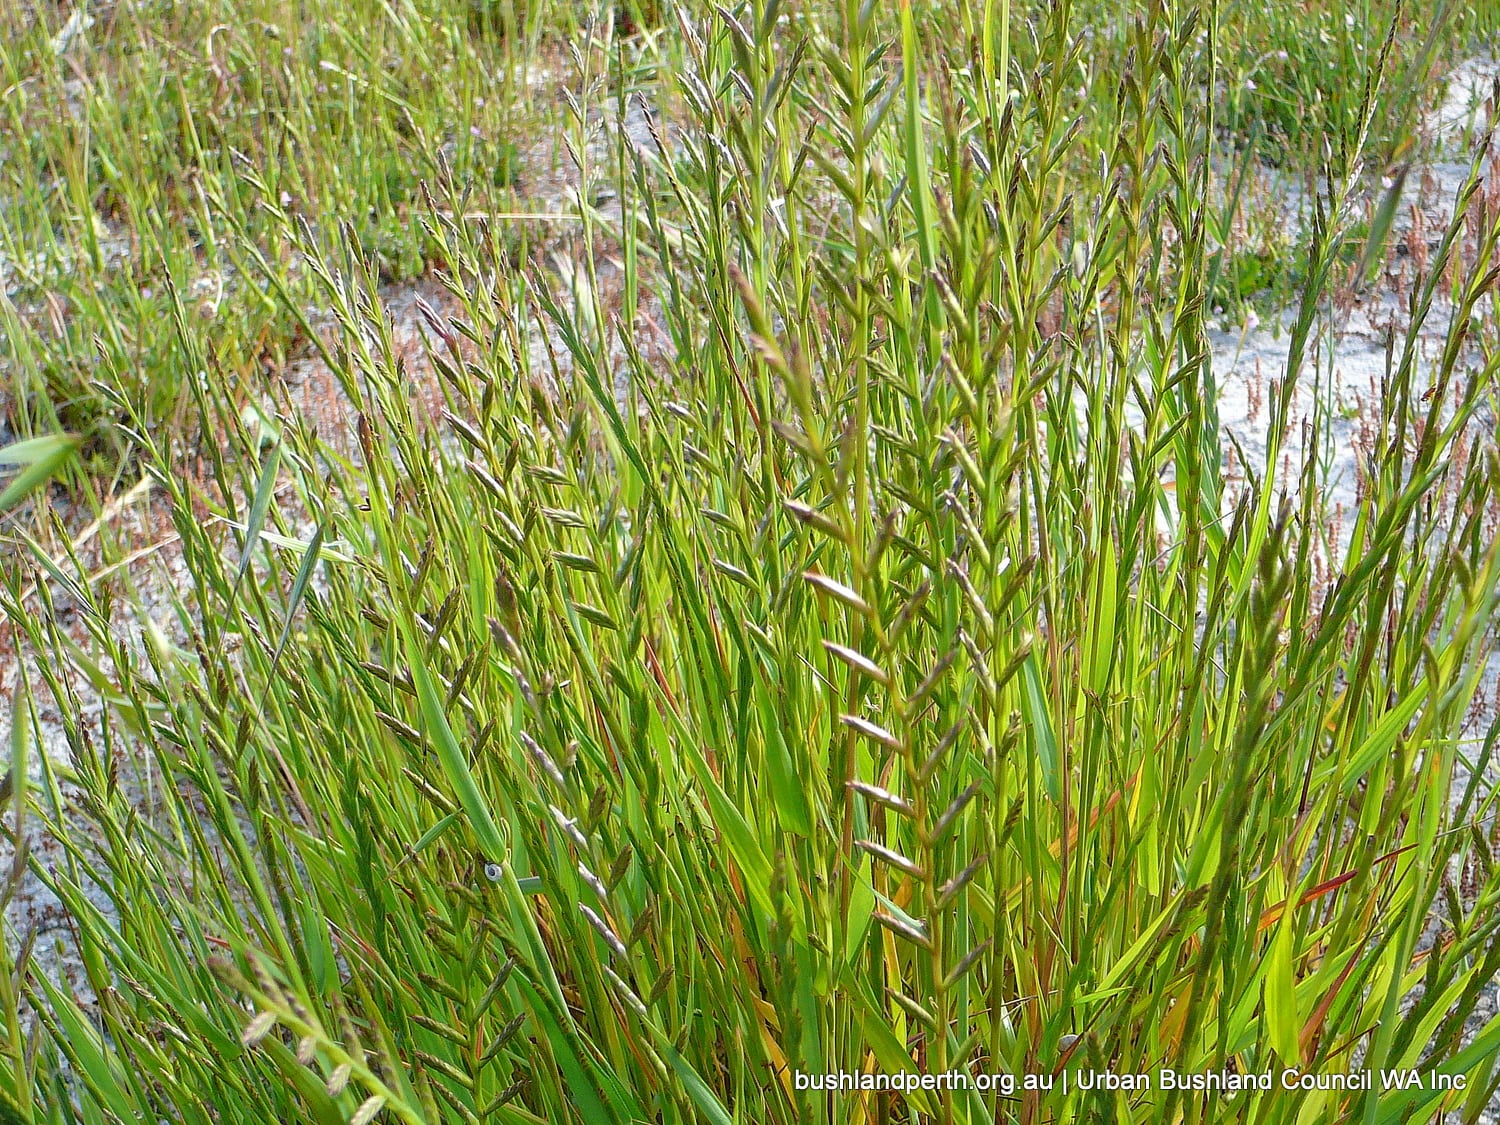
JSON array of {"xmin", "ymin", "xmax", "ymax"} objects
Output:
[
  {"xmin": 2, "ymin": 2, "xmax": 1500, "ymax": 1124},
  {"xmin": 1214, "ymin": 0, "xmax": 1500, "ymax": 161},
  {"xmin": 0, "ymin": 0, "xmax": 539, "ymax": 457}
]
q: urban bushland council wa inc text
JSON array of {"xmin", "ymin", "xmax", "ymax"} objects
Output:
[{"xmin": 793, "ymin": 1068, "xmax": 1466, "ymax": 1094}]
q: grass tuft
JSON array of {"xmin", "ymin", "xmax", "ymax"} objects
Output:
[{"xmin": 2, "ymin": 1, "xmax": 1500, "ymax": 1123}]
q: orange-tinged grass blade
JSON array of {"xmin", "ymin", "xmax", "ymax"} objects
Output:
[
  {"xmin": 1258, "ymin": 840, "xmax": 1418, "ymax": 932},
  {"xmin": 1049, "ymin": 771, "xmax": 1138, "ymax": 859},
  {"xmin": 1300, "ymin": 944, "xmax": 1364, "ymax": 1060}
]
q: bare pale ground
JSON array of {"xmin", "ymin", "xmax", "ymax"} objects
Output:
[{"xmin": 1, "ymin": 45, "xmax": 1499, "ymax": 1115}]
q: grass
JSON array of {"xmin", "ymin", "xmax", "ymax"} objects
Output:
[
  {"xmin": 0, "ymin": 0, "xmax": 541, "ymax": 459},
  {"xmin": 1216, "ymin": 0, "xmax": 1483, "ymax": 156},
  {"xmin": 2, "ymin": 1, "xmax": 1500, "ymax": 1124}
]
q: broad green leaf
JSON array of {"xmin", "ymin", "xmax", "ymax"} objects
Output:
[
  {"xmin": 0, "ymin": 434, "xmax": 81, "ymax": 466},
  {"xmin": 756, "ymin": 663, "xmax": 812, "ymax": 836},
  {"xmin": 1356, "ymin": 165, "xmax": 1409, "ymax": 287},
  {"xmin": 270, "ymin": 523, "xmax": 324, "ymax": 668},
  {"xmin": 846, "ymin": 858, "xmax": 876, "ymax": 965},
  {"xmin": 260, "ymin": 1038, "xmax": 345, "ymax": 1125},
  {"xmin": 233, "ymin": 441, "xmax": 282, "ymax": 592},
  {"xmin": 1021, "ymin": 653, "xmax": 1060, "ymax": 804},
  {"xmin": 1263, "ymin": 915, "xmax": 1299, "ymax": 1064},
  {"xmin": 1340, "ymin": 679, "xmax": 1429, "ymax": 789},
  {"xmin": 0, "ymin": 434, "xmax": 80, "ymax": 510},
  {"xmin": 401, "ymin": 628, "xmax": 508, "ymax": 864},
  {"xmin": 1089, "ymin": 533, "xmax": 1118, "ymax": 695},
  {"xmin": 660, "ymin": 1041, "xmax": 734, "ymax": 1125}
]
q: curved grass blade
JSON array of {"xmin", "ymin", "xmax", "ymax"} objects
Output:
[{"xmin": 0, "ymin": 434, "xmax": 81, "ymax": 511}]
